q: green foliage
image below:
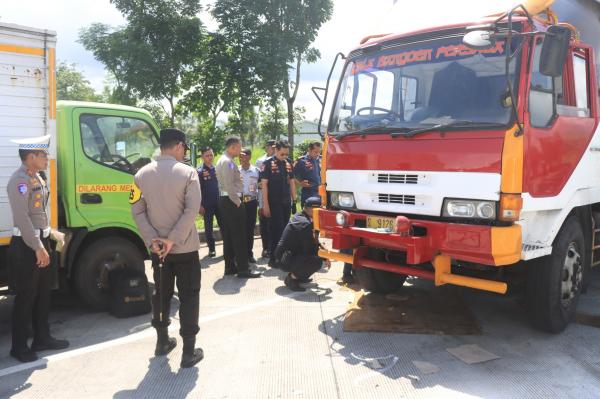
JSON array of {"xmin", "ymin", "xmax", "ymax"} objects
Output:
[
  {"xmin": 259, "ymin": 104, "xmax": 285, "ymax": 141},
  {"xmin": 189, "ymin": 118, "xmax": 228, "ymax": 156},
  {"xmin": 225, "ymin": 106, "xmax": 259, "ymax": 146},
  {"xmin": 56, "ymin": 62, "xmax": 103, "ymax": 102},
  {"xmin": 295, "ymin": 139, "xmax": 320, "ymax": 157},
  {"xmin": 180, "ymin": 33, "xmax": 241, "ymax": 128},
  {"xmin": 79, "ymin": 0, "xmax": 205, "ymax": 123},
  {"xmin": 212, "ymin": 0, "xmax": 334, "ymax": 151}
]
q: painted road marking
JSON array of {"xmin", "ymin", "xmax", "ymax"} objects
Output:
[{"xmin": 0, "ymin": 282, "xmax": 336, "ymax": 379}]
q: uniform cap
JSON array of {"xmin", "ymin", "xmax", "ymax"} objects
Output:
[
  {"xmin": 159, "ymin": 128, "xmax": 188, "ymax": 147},
  {"xmin": 304, "ymin": 197, "xmax": 322, "ymax": 208},
  {"xmin": 240, "ymin": 148, "xmax": 252, "ymax": 156},
  {"xmin": 265, "ymin": 140, "xmax": 276, "ymax": 147},
  {"xmin": 11, "ymin": 134, "xmax": 51, "ymax": 152}
]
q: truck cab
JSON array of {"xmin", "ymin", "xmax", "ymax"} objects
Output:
[
  {"xmin": 55, "ymin": 101, "xmax": 160, "ymax": 309},
  {"xmin": 315, "ymin": 0, "xmax": 600, "ymax": 332}
]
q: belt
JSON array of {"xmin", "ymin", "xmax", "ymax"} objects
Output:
[
  {"xmin": 13, "ymin": 227, "xmax": 51, "ymax": 238},
  {"xmin": 220, "ymin": 191, "xmax": 242, "ymax": 197},
  {"xmin": 243, "ymin": 195, "xmax": 257, "ymax": 203}
]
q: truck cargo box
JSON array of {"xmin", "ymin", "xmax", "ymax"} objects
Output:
[{"xmin": 0, "ymin": 23, "xmax": 57, "ymax": 247}]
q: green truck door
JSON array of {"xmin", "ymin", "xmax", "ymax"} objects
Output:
[{"xmin": 72, "ymin": 108, "xmax": 159, "ymax": 228}]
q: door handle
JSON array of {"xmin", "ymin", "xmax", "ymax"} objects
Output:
[
  {"xmin": 590, "ymin": 147, "xmax": 600, "ymax": 152},
  {"xmin": 80, "ymin": 193, "xmax": 102, "ymax": 204}
]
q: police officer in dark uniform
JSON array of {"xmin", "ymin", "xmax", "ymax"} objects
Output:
[
  {"xmin": 260, "ymin": 140, "xmax": 297, "ymax": 260},
  {"xmin": 198, "ymin": 146, "xmax": 222, "ymax": 258},
  {"xmin": 293, "ymin": 141, "xmax": 322, "ymax": 207},
  {"xmin": 272, "ymin": 197, "xmax": 329, "ymax": 291},
  {"xmin": 7, "ymin": 135, "xmax": 69, "ymax": 363}
]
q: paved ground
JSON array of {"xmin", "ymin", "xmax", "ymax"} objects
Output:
[{"xmin": 1, "ymin": 238, "xmax": 600, "ymax": 399}]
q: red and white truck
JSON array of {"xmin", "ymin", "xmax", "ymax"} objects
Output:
[{"xmin": 314, "ymin": 0, "xmax": 600, "ymax": 332}]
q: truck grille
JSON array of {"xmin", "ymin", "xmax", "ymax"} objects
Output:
[
  {"xmin": 377, "ymin": 173, "xmax": 418, "ymax": 184},
  {"xmin": 378, "ymin": 194, "xmax": 416, "ymax": 205}
]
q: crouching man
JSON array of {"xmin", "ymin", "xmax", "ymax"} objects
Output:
[{"xmin": 272, "ymin": 197, "xmax": 329, "ymax": 291}]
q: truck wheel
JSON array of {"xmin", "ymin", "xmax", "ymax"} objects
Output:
[
  {"xmin": 354, "ymin": 267, "xmax": 407, "ymax": 294},
  {"xmin": 526, "ymin": 216, "xmax": 585, "ymax": 333},
  {"xmin": 74, "ymin": 237, "xmax": 145, "ymax": 310}
]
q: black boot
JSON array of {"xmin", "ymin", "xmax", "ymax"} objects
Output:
[
  {"xmin": 10, "ymin": 347, "xmax": 38, "ymax": 363},
  {"xmin": 31, "ymin": 336, "xmax": 70, "ymax": 352},
  {"xmin": 154, "ymin": 328, "xmax": 177, "ymax": 356},
  {"xmin": 181, "ymin": 338, "xmax": 204, "ymax": 368},
  {"xmin": 284, "ymin": 273, "xmax": 306, "ymax": 292}
]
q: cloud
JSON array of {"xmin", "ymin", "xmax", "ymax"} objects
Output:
[{"xmin": 1, "ymin": 0, "xmax": 523, "ymax": 121}]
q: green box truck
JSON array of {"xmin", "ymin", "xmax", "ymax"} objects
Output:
[{"xmin": 1, "ymin": 23, "xmax": 161, "ymax": 309}]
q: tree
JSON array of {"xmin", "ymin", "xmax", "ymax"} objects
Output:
[
  {"xmin": 79, "ymin": 0, "xmax": 205, "ymax": 124},
  {"xmin": 225, "ymin": 105, "xmax": 259, "ymax": 146},
  {"xmin": 260, "ymin": 103, "xmax": 285, "ymax": 141},
  {"xmin": 56, "ymin": 62, "xmax": 102, "ymax": 102},
  {"xmin": 179, "ymin": 32, "xmax": 239, "ymax": 138},
  {"xmin": 212, "ymin": 0, "xmax": 334, "ymax": 156}
]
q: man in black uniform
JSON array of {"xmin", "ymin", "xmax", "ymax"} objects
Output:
[
  {"xmin": 255, "ymin": 140, "xmax": 276, "ymax": 258},
  {"xmin": 293, "ymin": 141, "xmax": 321, "ymax": 207},
  {"xmin": 7, "ymin": 135, "xmax": 69, "ymax": 363},
  {"xmin": 198, "ymin": 146, "xmax": 221, "ymax": 258},
  {"xmin": 272, "ymin": 197, "xmax": 329, "ymax": 291},
  {"xmin": 260, "ymin": 140, "xmax": 297, "ymax": 260}
]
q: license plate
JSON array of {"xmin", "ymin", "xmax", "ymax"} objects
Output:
[{"xmin": 366, "ymin": 216, "xmax": 397, "ymax": 233}]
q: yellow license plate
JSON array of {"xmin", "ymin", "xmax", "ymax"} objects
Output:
[{"xmin": 366, "ymin": 216, "xmax": 397, "ymax": 232}]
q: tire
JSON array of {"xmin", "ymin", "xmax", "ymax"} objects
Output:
[
  {"xmin": 526, "ymin": 216, "xmax": 585, "ymax": 333},
  {"xmin": 74, "ymin": 237, "xmax": 145, "ymax": 310},
  {"xmin": 354, "ymin": 267, "xmax": 407, "ymax": 294}
]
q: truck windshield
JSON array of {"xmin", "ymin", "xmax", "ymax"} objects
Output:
[{"xmin": 330, "ymin": 36, "xmax": 522, "ymax": 134}]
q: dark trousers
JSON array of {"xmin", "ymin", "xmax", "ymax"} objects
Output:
[
  {"xmin": 281, "ymin": 254, "xmax": 323, "ymax": 281},
  {"xmin": 218, "ymin": 197, "xmax": 250, "ymax": 273},
  {"xmin": 203, "ymin": 205, "xmax": 222, "ymax": 252},
  {"xmin": 259, "ymin": 213, "xmax": 270, "ymax": 254},
  {"xmin": 151, "ymin": 252, "xmax": 201, "ymax": 339},
  {"xmin": 269, "ymin": 202, "xmax": 292, "ymax": 254},
  {"xmin": 9, "ymin": 236, "xmax": 51, "ymax": 351},
  {"xmin": 244, "ymin": 199, "xmax": 258, "ymax": 258}
]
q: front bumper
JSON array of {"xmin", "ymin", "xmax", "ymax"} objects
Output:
[{"xmin": 315, "ymin": 209, "xmax": 522, "ymax": 267}]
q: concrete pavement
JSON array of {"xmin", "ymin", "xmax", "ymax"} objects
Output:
[{"xmin": 1, "ymin": 239, "xmax": 600, "ymax": 398}]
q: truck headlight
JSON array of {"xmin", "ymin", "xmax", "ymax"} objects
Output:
[
  {"xmin": 330, "ymin": 192, "xmax": 355, "ymax": 208},
  {"xmin": 443, "ymin": 199, "xmax": 496, "ymax": 219}
]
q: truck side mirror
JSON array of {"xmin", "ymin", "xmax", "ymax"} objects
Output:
[
  {"xmin": 463, "ymin": 30, "xmax": 496, "ymax": 50},
  {"xmin": 540, "ymin": 25, "xmax": 571, "ymax": 77}
]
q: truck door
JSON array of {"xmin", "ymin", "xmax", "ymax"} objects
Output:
[
  {"xmin": 72, "ymin": 109, "xmax": 159, "ymax": 228},
  {"xmin": 524, "ymin": 38, "xmax": 598, "ymax": 197}
]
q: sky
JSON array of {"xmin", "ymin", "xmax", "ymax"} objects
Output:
[{"xmin": 1, "ymin": 0, "xmax": 521, "ymax": 121}]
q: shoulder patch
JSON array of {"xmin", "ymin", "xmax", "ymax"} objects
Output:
[
  {"xmin": 17, "ymin": 183, "xmax": 28, "ymax": 195},
  {"xmin": 128, "ymin": 183, "xmax": 142, "ymax": 205}
]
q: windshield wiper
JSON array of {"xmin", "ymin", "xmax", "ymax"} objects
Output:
[
  {"xmin": 394, "ymin": 120, "xmax": 506, "ymax": 138},
  {"xmin": 337, "ymin": 124, "xmax": 413, "ymax": 140}
]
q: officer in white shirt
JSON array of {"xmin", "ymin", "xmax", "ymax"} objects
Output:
[{"xmin": 240, "ymin": 148, "xmax": 260, "ymax": 263}]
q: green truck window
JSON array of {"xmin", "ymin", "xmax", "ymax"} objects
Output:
[{"xmin": 80, "ymin": 114, "xmax": 159, "ymax": 175}]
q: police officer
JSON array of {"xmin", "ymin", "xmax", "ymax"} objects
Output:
[
  {"xmin": 198, "ymin": 146, "xmax": 222, "ymax": 258},
  {"xmin": 131, "ymin": 128, "xmax": 204, "ymax": 368},
  {"xmin": 261, "ymin": 140, "xmax": 297, "ymax": 261},
  {"xmin": 293, "ymin": 141, "xmax": 322, "ymax": 207},
  {"xmin": 216, "ymin": 136, "xmax": 261, "ymax": 279},
  {"xmin": 239, "ymin": 148, "xmax": 260, "ymax": 263},
  {"xmin": 272, "ymin": 197, "xmax": 329, "ymax": 291},
  {"xmin": 256, "ymin": 140, "xmax": 276, "ymax": 258},
  {"xmin": 7, "ymin": 135, "xmax": 69, "ymax": 363}
]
